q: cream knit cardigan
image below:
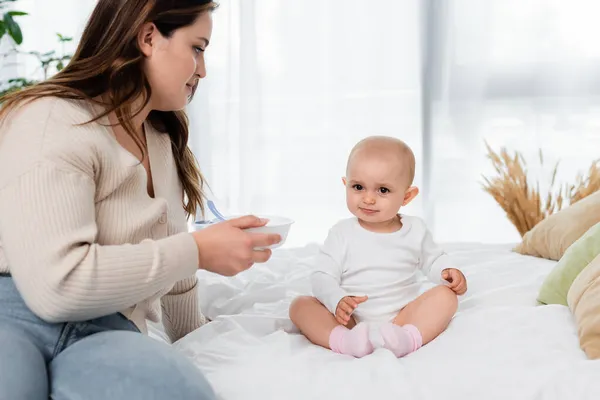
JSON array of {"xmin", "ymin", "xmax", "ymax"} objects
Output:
[{"xmin": 0, "ymin": 97, "xmax": 205, "ymax": 342}]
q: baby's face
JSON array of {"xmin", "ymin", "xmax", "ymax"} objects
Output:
[{"xmin": 344, "ymin": 156, "xmax": 410, "ymax": 224}]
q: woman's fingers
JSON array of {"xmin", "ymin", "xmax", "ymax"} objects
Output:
[
  {"xmin": 252, "ymin": 249, "xmax": 272, "ymax": 263},
  {"xmin": 249, "ymin": 232, "xmax": 281, "ymax": 248}
]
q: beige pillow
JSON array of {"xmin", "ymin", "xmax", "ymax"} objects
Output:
[
  {"xmin": 567, "ymin": 253, "xmax": 600, "ymax": 360},
  {"xmin": 514, "ymin": 190, "xmax": 600, "ymax": 260}
]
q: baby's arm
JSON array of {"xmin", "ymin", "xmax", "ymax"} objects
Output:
[
  {"xmin": 419, "ymin": 226, "xmax": 460, "ymax": 284},
  {"xmin": 291, "ymin": 228, "xmax": 374, "ymax": 355},
  {"xmin": 310, "ymin": 229, "xmax": 348, "ymax": 314}
]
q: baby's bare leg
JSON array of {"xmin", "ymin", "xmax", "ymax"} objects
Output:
[
  {"xmin": 289, "ymin": 296, "xmax": 355, "ymax": 348},
  {"xmin": 394, "ymin": 285, "xmax": 458, "ymax": 345},
  {"xmin": 378, "ymin": 285, "xmax": 458, "ymax": 357},
  {"xmin": 290, "ymin": 296, "xmax": 373, "ymax": 357}
]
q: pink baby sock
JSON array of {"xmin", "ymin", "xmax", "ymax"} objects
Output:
[
  {"xmin": 329, "ymin": 322, "xmax": 374, "ymax": 358},
  {"xmin": 379, "ymin": 323, "xmax": 423, "ymax": 358}
]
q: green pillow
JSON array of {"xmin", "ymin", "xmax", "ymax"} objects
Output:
[{"xmin": 537, "ymin": 222, "xmax": 600, "ymax": 306}]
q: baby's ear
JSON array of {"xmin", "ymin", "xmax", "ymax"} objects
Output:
[
  {"xmin": 342, "ymin": 177, "xmax": 347, "ymax": 186},
  {"xmin": 403, "ymin": 186, "xmax": 419, "ymax": 205}
]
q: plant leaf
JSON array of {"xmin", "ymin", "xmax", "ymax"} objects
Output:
[
  {"xmin": 4, "ymin": 13, "xmax": 22, "ymax": 44},
  {"xmin": 0, "ymin": 20, "xmax": 5, "ymax": 38},
  {"xmin": 7, "ymin": 11, "xmax": 27, "ymax": 17},
  {"xmin": 57, "ymin": 32, "xmax": 73, "ymax": 42}
]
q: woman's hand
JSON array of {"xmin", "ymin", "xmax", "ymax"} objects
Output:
[{"xmin": 192, "ymin": 215, "xmax": 281, "ymax": 276}]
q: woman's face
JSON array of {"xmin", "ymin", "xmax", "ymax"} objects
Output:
[{"xmin": 140, "ymin": 11, "xmax": 213, "ymax": 111}]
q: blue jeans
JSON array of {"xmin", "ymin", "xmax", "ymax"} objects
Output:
[{"xmin": 0, "ymin": 275, "xmax": 215, "ymax": 400}]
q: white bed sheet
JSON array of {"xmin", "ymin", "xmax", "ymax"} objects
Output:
[{"xmin": 174, "ymin": 243, "xmax": 600, "ymax": 400}]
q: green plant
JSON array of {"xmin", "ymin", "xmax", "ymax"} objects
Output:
[
  {"xmin": 0, "ymin": 0, "xmax": 73, "ymax": 98},
  {"xmin": 0, "ymin": 0, "xmax": 27, "ymax": 44},
  {"xmin": 25, "ymin": 33, "xmax": 73, "ymax": 77}
]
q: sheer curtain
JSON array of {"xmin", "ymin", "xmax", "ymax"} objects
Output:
[
  {"xmin": 189, "ymin": 0, "xmax": 424, "ymax": 247},
  {"xmin": 4, "ymin": 0, "xmax": 599, "ymax": 247},
  {"xmin": 425, "ymin": 0, "xmax": 600, "ymax": 243},
  {"xmin": 189, "ymin": 0, "xmax": 600, "ymax": 246}
]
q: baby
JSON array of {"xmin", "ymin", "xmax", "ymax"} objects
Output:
[{"xmin": 289, "ymin": 136, "xmax": 467, "ymax": 358}]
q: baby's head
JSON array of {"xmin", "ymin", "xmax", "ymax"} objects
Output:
[{"xmin": 343, "ymin": 136, "xmax": 418, "ymax": 224}]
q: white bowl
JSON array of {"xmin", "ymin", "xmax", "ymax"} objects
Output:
[
  {"xmin": 244, "ymin": 215, "xmax": 294, "ymax": 250},
  {"xmin": 192, "ymin": 215, "xmax": 294, "ymax": 250}
]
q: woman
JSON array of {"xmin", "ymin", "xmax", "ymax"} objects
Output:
[{"xmin": 0, "ymin": 1, "xmax": 280, "ymax": 399}]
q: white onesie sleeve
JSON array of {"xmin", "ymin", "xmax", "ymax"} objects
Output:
[
  {"xmin": 310, "ymin": 228, "xmax": 349, "ymax": 314},
  {"xmin": 419, "ymin": 227, "xmax": 457, "ymax": 284}
]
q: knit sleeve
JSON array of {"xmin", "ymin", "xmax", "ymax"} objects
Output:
[
  {"xmin": 161, "ymin": 275, "xmax": 206, "ymax": 343},
  {"xmin": 0, "ymin": 162, "xmax": 199, "ymax": 323}
]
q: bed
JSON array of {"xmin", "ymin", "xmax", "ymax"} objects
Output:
[{"xmin": 166, "ymin": 243, "xmax": 600, "ymax": 400}]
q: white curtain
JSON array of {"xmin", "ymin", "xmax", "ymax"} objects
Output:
[
  {"xmin": 189, "ymin": 0, "xmax": 424, "ymax": 247},
  {"xmin": 191, "ymin": 0, "xmax": 600, "ymax": 246},
  {"xmin": 5, "ymin": 0, "xmax": 600, "ymax": 247},
  {"xmin": 425, "ymin": 0, "xmax": 600, "ymax": 243}
]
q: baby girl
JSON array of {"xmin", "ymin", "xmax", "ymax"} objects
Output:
[{"xmin": 289, "ymin": 136, "xmax": 467, "ymax": 358}]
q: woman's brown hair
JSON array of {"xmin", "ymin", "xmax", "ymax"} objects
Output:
[{"xmin": 0, "ymin": 0, "xmax": 219, "ymax": 217}]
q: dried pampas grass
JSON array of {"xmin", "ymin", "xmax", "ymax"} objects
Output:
[{"xmin": 481, "ymin": 142, "xmax": 600, "ymax": 237}]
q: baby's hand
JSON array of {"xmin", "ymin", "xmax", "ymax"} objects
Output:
[
  {"xmin": 442, "ymin": 268, "xmax": 467, "ymax": 295},
  {"xmin": 335, "ymin": 296, "xmax": 368, "ymax": 326}
]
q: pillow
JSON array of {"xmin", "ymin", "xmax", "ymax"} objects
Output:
[
  {"xmin": 537, "ymin": 222, "xmax": 600, "ymax": 306},
  {"xmin": 514, "ymin": 190, "xmax": 600, "ymax": 261},
  {"xmin": 567, "ymin": 253, "xmax": 600, "ymax": 360}
]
